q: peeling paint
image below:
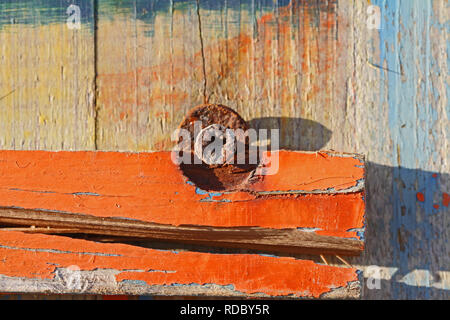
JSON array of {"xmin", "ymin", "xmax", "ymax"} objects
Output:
[{"xmin": 0, "ymin": 231, "xmax": 359, "ymax": 298}]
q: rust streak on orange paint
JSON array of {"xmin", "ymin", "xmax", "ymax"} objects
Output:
[{"xmin": 0, "ymin": 231, "xmax": 358, "ymax": 297}]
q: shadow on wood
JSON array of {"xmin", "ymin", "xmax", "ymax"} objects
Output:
[
  {"xmin": 249, "ymin": 117, "xmax": 332, "ymax": 151},
  {"xmin": 249, "ymin": 116, "xmax": 449, "ymax": 299}
]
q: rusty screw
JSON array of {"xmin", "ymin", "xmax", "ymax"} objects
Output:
[{"xmin": 176, "ymin": 104, "xmax": 258, "ymax": 191}]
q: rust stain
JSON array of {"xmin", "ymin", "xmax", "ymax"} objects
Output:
[{"xmin": 97, "ymin": 34, "xmax": 251, "ymax": 119}]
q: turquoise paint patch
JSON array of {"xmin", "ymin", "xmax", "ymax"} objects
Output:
[
  {"xmin": 0, "ymin": 0, "xmax": 95, "ymax": 28},
  {"xmin": 346, "ymin": 228, "xmax": 365, "ymax": 242},
  {"xmin": 186, "ymin": 180, "xmax": 230, "ymax": 202},
  {"xmin": 258, "ymin": 253, "xmax": 279, "ymax": 258},
  {"xmin": 71, "ymin": 192, "xmax": 101, "ymax": 196},
  {"xmin": 167, "ymin": 282, "xmax": 237, "ymax": 292}
]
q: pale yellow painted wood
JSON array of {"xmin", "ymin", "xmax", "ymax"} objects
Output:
[{"xmin": 0, "ymin": 16, "xmax": 96, "ymax": 150}]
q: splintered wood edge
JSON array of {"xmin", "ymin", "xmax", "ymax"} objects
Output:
[{"xmin": 0, "ymin": 207, "xmax": 364, "ymax": 256}]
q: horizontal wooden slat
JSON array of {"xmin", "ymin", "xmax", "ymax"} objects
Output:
[
  {"xmin": 0, "ymin": 207, "xmax": 363, "ymax": 256},
  {"xmin": 0, "ymin": 150, "xmax": 365, "ymax": 242},
  {"xmin": 0, "ymin": 150, "xmax": 364, "ymax": 193},
  {"xmin": 0, "ymin": 230, "xmax": 360, "ymax": 298}
]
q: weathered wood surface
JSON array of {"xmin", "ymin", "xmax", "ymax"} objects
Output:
[
  {"xmin": 0, "ymin": 230, "xmax": 360, "ymax": 298},
  {"xmin": 0, "ymin": 220, "xmax": 364, "ymax": 257},
  {"xmin": 0, "ymin": 207, "xmax": 364, "ymax": 257},
  {"xmin": 0, "ymin": 0, "xmax": 448, "ymax": 299},
  {"xmin": 0, "ymin": 150, "xmax": 365, "ymax": 256},
  {"xmin": 0, "ymin": 0, "xmax": 96, "ymax": 150}
]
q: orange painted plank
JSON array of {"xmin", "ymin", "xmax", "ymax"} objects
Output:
[
  {"xmin": 252, "ymin": 151, "xmax": 364, "ymax": 192},
  {"xmin": 0, "ymin": 230, "xmax": 359, "ymax": 298},
  {"xmin": 0, "ymin": 150, "xmax": 365, "ymax": 239}
]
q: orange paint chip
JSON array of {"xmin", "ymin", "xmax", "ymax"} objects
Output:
[
  {"xmin": 443, "ymin": 193, "xmax": 450, "ymax": 207},
  {"xmin": 416, "ymin": 192, "xmax": 425, "ymax": 202}
]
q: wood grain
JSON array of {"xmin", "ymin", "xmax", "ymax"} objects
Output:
[
  {"xmin": 0, "ymin": 150, "xmax": 365, "ymax": 240},
  {"xmin": 0, "ymin": 1, "xmax": 96, "ymax": 150},
  {"xmin": 0, "ymin": 230, "xmax": 360, "ymax": 298},
  {"xmin": 0, "ymin": 0, "xmax": 448, "ymax": 299},
  {"xmin": 0, "ymin": 206, "xmax": 364, "ymax": 256},
  {"xmin": 0, "ymin": 149, "xmax": 365, "ymax": 296}
]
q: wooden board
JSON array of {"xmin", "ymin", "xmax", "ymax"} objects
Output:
[
  {"xmin": 0, "ymin": 0, "xmax": 96, "ymax": 150},
  {"xmin": 0, "ymin": 0, "xmax": 448, "ymax": 299},
  {"xmin": 95, "ymin": 0, "xmax": 347, "ymax": 152},
  {"xmin": 0, "ymin": 149, "xmax": 365, "ymax": 297},
  {"xmin": 0, "ymin": 150, "xmax": 365, "ymax": 256},
  {"xmin": 0, "ymin": 230, "xmax": 360, "ymax": 298}
]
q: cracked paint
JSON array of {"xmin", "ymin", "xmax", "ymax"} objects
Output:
[{"xmin": 0, "ymin": 230, "xmax": 358, "ymax": 298}]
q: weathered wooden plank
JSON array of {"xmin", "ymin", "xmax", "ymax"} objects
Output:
[
  {"xmin": 0, "ymin": 0, "xmax": 96, "ymax": 150},
  {"xmin": 0, "ymin": 230, "xmax": 360, "ymax": 298},
  {"xmin": 0, "ymin": 150, "xmax": 365, "ymax": 241},
  {"xmin": 94, "ymin": 0, "xmax": 345, "ymax": 152},
  {"xmin": 347, "ymin": 0, "xmax": 450, "ymax": 299},
  {"xmin": 89, "ymin": 0, "xmax": 367, "ymax": 299},
  {"xmin": 0, "ymin": 206, "xmax": 363, "ymax": 256},
  {"xmin": 0, "ymin": 0, "xmax": 446, "ymax": 300},
  {"xmin": 95, "ymin": 0, "xmax": 205, "ymax": 150},
  {"xmin": 251, "ymin": 151, "xmax": 364, "ymax": 193}
]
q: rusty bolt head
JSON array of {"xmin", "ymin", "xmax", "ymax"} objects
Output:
[{"xmin": 176, "ymin": 104, "xmax": 258, "ymax": 191}]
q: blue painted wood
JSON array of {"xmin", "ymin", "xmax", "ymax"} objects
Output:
[{"xmin": 365, "ymin": 0, "xmax": 449, "ymax": 299}]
